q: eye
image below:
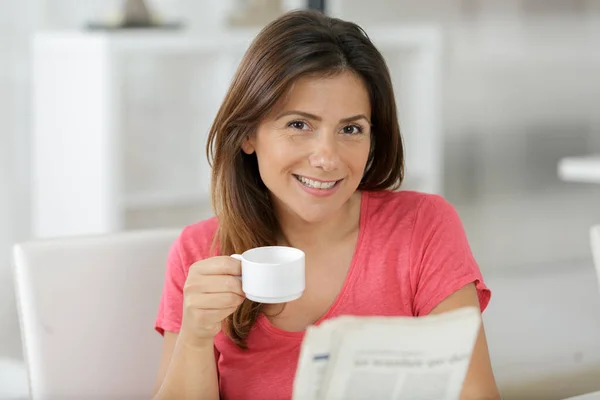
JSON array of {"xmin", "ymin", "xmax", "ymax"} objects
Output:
[
  {"xmin": 341, "ymin": 124, "xmax": 363, "ymax": 135},
  {"xmin": 287, "ymin": 120, "xmax": 310, "ymax": 131}
]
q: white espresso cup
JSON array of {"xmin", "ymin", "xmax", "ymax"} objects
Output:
[{"xmin": 231, "ymin": 246, "xmax": 305, "ymax": 304}]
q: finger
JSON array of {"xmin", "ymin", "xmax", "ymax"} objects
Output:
[
  {"xmin": 192, "ymin": 275, "xmax": 244, "ymax": 296},
  {"xmin": 194, "ymin": 306, "xmax": 239, "ymax": 322},
  {"xmin": 191, "ymin": 256, "xmax": 242, "ymax": 277},
  {"xmin": 187, "ymin": 292, "xmax": 245, "ymax": 310}
]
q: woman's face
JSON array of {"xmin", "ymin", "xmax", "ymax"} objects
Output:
[{"xmin": 242, "ymin": 71, "xmax": 372, "ymax": 223}]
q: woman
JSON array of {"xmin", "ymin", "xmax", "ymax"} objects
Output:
[{"xmin": 152, "ymin": 10, "xmax": 499, "ymax": 400}]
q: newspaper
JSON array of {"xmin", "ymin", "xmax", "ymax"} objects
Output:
[{"xmin": 292, "ymin": 306, "xmax": 481, "ymax": 400}]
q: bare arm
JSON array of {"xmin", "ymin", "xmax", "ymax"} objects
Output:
[
  {"xmin": 429, "ymin": 283, "xmax": 500, "ymax": 400},
  {"xmin": 152, "ymin": 256, "xmax": 244, "ymax": 400},
  {"xmin": 152, "ymin": 332, "xmax": 219, "ymax": 400}
]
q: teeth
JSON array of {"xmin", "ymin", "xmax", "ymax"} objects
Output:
[{"xmin": 295, "ymin": 175, "xmax": 337, "ymax": 189}]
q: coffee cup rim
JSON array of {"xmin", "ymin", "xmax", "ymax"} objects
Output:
[{"xmin": 237, "ymin": 246, "xmax": 305, "ymax": 264}]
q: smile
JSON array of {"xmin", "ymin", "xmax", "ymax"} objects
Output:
[{"xmin": 293, "ymin": 175, "xmax": 341, "ymax": 190}]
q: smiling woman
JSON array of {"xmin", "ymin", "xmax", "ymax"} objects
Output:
[{"xmin": 152, "ymin": 9, "xmax": 498, "ymax": 400}]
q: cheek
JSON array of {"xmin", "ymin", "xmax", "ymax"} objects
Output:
[
  {"xmin": 254, "ymin": 142, "xmax": 297, "ymax": 176},
  {"xmin": 347, "ymin": 140, "xmax": 371, "ymax": 172}
]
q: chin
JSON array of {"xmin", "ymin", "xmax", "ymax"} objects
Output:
[
  {"xmin": 269, "ymin": 179, "xmax": 360, "ymax": 223},
  {"xmin": 286, "ymin": 199, "xmax": 347, "ymax": 223}
]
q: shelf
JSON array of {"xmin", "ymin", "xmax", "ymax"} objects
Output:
[
  {"xmin": 32, "ymin": 29, "xmax": 259, "ymax": 55},
  {"xmin": 31, "ymin": 24, "xmax": 443, "ymax": 237},
  {"xmin": 32, "ymin": 25, "xmax": 443, "ymax": 55}
]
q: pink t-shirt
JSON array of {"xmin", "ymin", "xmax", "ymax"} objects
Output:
[{"xmin": 155, "ymin": 190, "xmax": 491, "ymax": 400}]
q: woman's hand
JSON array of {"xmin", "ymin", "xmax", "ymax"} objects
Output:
[{"xmin": 179, "ymin": 256, "xmax": 245, "ymax": 347}]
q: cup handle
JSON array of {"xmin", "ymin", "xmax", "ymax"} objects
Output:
[{"xmin": 231, "ymin": 254, "xmax": 243, "ymax": 281}]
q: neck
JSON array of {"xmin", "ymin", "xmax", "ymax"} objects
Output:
[{"xmin": 275, "ymin": 191, "xmax": 363, "ymax": 250}]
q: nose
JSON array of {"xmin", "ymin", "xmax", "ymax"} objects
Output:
[{"xmin": 308, "ymin": 135, "xmax": 341, "ymax": 172}]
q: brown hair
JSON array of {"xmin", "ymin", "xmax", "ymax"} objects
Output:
[{"xmin": 206, "ymin": 10, "xmax": 404, "ymax": 348}]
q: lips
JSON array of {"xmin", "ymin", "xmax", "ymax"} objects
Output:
[{"xmin": 293, "ymin": 174, "xmax": 341, "ymax": 190}]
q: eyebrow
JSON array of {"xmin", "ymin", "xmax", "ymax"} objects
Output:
[{"xmin": 275, "ymin": 110, "xmax": 371, "ymax": 124}]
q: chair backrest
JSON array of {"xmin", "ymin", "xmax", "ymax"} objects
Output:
[
  {"xmin": 12, "ymin": 228, "xmax": 181, "ymax": 400},
  {"xmin": 591, "ymin": 225, "xmax": 600, "ymax": 292}
]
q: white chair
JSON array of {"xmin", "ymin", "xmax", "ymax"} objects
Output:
[
  {"xmin": 591, "ymin": 225, "xmax": 600, "ymax": 292},
  {"xmin": 12, "ymin": 228, "xmax": 181, "ymax": 400}
]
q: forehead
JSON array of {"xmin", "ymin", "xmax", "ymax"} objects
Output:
[{"xmin": 272, "ymin": 71, "xmax": 371, "ymax": 117}]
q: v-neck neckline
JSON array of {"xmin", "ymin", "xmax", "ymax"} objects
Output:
[{"xmin": 256, "ymin": 190, "xmax": 371, "ymax": 338}]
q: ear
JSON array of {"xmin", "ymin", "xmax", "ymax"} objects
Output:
[{"xmin": 241, "ymin": 135, "xmax": 255, "ymax": 155}]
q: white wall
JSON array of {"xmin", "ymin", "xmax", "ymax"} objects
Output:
[
  {"xmin": 0, "ymin": 0, "xmax": 39, "ymax": 360},
  {"xmin": 0, "ymin": 140, "xmax": 20, "ymax": 359}
]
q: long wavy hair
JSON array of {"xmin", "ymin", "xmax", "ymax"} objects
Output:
[{"xmin": 206, "ymin": 10, "xmax": 404, "ymax": 348}]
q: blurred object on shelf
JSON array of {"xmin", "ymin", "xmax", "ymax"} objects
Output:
[
  {"xmin": 122, "ymin": 0, "xmax": 152, "ymax": 27},
  {"xmin": 86, "ymin": 0, "xmax": 183, "ymax": 31},
  {"xmin": 227, "ymin": 0, "xmax": 283, "ymax": 27},
  {"xmin": 307, "ymin": 0, "xmax": 326, "ymax": 13}
]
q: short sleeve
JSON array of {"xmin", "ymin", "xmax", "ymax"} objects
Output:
[
  {"xmin": 409, "ymin": 195, "xmax": 491, "ymax": 316},
  {"xmin": 155, "ymin": 236, "xmax": 187, "ymax": 335}
]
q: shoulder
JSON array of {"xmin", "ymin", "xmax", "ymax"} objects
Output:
[
  {"xmin": 171, "ymin": 217, "xmax": 220, "ymax": 266},
  {"xmin": 364, "ymin": 190, "xmax": 456, "ymax": 228}
]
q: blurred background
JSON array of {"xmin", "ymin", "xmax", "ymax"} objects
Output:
[{"xmin": 1, "ymin": 1, "xmax": 600, "ymax": 398}]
